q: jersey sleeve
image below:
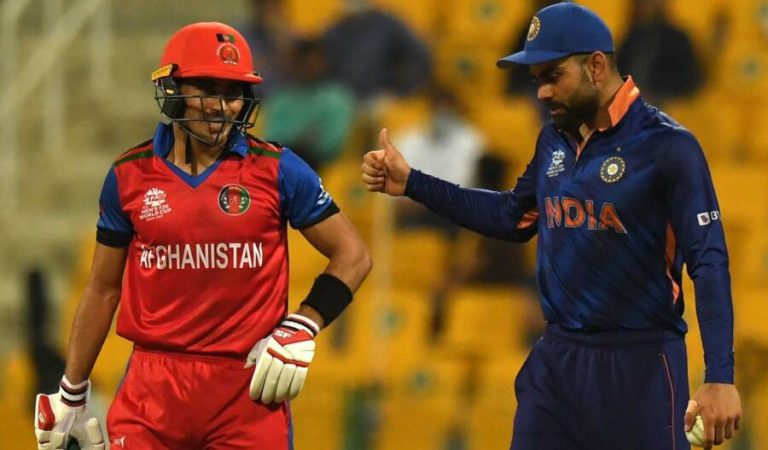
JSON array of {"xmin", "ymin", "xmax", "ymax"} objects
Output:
[
  {"xmin": 96, "ymin": 166, "xmax": 134, "ymax": 247},
  {"xmin": 278, "ymin": 148, "xmax": 340, "ymax": 229},
  {"xmin": 405, "ymin": 148, "xmax": 539, "ymax": 242},
  {"xmin": 658, "ymin": 130, "xmax": 734, "ymax": 383}
]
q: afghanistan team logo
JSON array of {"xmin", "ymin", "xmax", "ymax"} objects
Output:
[
  {"xmin": 218, "ymin": 184, "xmax": 251, "ymax": 215},
  {"xmin": 600, "ymin": 156, "xmax": 626, "ymax": 183},
  {"xmin": 527, "ymin": 16, "xmax": 541, "ymax": 41},
  {"xmin": 216, "ymin": 33, "xmax": 240, "ymax": 65}
]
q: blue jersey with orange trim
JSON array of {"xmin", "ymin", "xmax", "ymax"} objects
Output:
[
  {"xmin": 406, "ymin": 78, "xmax": 734, "ymax": 382},
  {"xmin": 96, "ymin": 123, "xmax": 338, "ymax": 358}
]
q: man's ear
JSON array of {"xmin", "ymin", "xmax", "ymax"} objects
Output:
[{"xmin": 588, "ymin": 52, "xmax": 610, "ymax": 83}]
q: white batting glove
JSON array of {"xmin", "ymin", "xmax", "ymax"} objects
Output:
[
  {"xmin": 245, "ymin": 314, "xmax": 320, "ymax": 404},
  {"xmin": 34, "ymin": 377, "xmax": 105, "ymax": 450}
]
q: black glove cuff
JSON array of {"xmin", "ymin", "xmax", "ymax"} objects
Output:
[{"xmin": 300, "ymin": 273, "xmax": 353, "ymax": 326}]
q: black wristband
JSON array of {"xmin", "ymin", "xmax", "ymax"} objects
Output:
[{"xmin": 300, "ymin": 273, "xmax": 353, "ymax": 326}]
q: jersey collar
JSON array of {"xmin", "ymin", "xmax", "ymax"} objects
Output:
[
  {"xmin": 604, "ymin": 75, "xmax": 640, "ymax": 129},
  {"xmin": 152, "ymin": 122, "xmax": 249, "ymax": 158}
]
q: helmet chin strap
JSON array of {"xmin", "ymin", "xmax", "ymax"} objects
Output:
[
  {"xmin": 177, "ymin": 120, "xmax": 229, "ymax": 148},
  {"xmin": 176, "ymin": 121, "xmax": 233, "ymax": 176}
]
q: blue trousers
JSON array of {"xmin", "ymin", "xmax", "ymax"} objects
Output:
[{"xmin": 510, "ymin": 324, "xmax": 690, "ymax": 450}]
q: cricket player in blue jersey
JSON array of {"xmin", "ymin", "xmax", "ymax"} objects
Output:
[{"xmin": 362, "ymin": 2, "xmax": 741, "ymax": 449}]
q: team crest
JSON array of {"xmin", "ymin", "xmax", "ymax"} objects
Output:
[
  {"xmin": 217, "ymin": 43, "xmax": 240, "ymax": 65},
  {"xmin": 218, "ymin": 184, "xmax": 251, "ymax": 215},
  {"xmin": 600, "ymin": 156, "xmax": 626, "ymax": 183},
  {"xmin": 527, "ymin": 16, "xmax": 541, "ymax": 41}
]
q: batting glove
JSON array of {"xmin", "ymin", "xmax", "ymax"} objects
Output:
[
  {"xmin": 245, "ymin": 314, "xmax": 320, "ymax": 404},
  {"xmin": 34, "ymin": 377, "xmax": 105, "ymax": 450}
]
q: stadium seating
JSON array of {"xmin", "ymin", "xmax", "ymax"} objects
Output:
[
  {"xmin": 466, "ymin": 351, "xmax": 527, "ymax": 450},
  {"xmin": 374, "ymin": 0, "xmax": 439, "ymax": 36},
  {"xmin": 440, "ymin": 285, "xmax": 538, "ymax": 356},
  {"xmin": 439, "ymin": 0, "xmax": 527, "ymax": 48}
]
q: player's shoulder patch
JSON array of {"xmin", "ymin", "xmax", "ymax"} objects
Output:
[
  {"xmin": 114, "ymin": 139, "xmax": 154, "ymax": 167},
  {"xmin": 246, "ymin": 134, "xmax": 283, "ymax": 160}
]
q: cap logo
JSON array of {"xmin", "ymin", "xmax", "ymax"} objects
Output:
[
  {"xmin": 217, "ymin": 42, "xmax": 240, "ymax": 65},
  {"xmin": 218, "ymin": 184, "xmax": 251, "ymax": 215},
  {"xmin": 527, "ymin": 16, "xmax": 541, "ymax": 41}
]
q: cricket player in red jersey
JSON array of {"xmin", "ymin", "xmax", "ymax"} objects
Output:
[{"xmin": 33, "ymin": 22, "xmax": 371, "ymax": 450}]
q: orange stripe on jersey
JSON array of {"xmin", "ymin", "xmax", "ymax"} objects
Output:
[
  {"xmin": 606, "ymin": 76, "xmax": 640, "ymax": 128},
  {"xmin": 665, "ymin": 223, "xmax": 680, "ymax": 303},
  {"xmin": 518, "ymin": 208, "xmax": 539, "ymax": 229},
  {"xmin": 575, "ymin": 77, "xmax": 640, "ymax": 159}
]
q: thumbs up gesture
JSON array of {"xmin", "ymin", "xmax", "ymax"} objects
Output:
[{"xmin": 361, "ymin": 128, "xmax": 411, "ymax": 196}]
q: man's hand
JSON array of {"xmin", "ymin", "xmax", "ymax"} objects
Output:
[
  {"xmin": 685, "ymin": 383, "xmax": 742, "ymax": 448},
  {"xmin": 361, "ymin": 128, "xmax": 411, "ymax": 196},
  {"xmin": 245, "ymin": 314, "xmax": 320, "ymax": 404},
  {"xmin": 34, "ymin": 378, "xmax": 105, "ymax": 450}
]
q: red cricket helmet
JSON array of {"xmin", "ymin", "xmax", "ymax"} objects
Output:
[
  {"xmin": 151, "ymin": 22, "xmax": 262, "ymax": 147},
  {"xmin": 153, "ymin": 22, "xmax": 263, "ymax": 83}
]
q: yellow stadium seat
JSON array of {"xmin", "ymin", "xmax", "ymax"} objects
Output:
[
  {"xmin": 390, "ymin": 229, "xmax": 451, "ymax": 292},
  {"xmin": 435, "ymin": 37, "xmax": 508, "ymax": 102},
  {"xmin": 0, "ymin": 353, "xmax": 37, "ymax": 449},
  {"xmin": 467, "ymin": 351, "xmax": 528, "ymax": 450},
  {"xmin": 378, "ymin": 357, "xmax": 466, "ymax": 450},
  {"xmin": 285, "ymin": 0, "xmax": 343, "ymax": 35},
  {"xmin": 441, "ymin": 0, "xmax": 527, "ymax": 48},
  {"xmin": 580, "ymin": 0, "xmax": 630, "ymax": 41},
  {"xmin": 290, "ymin": 354, "xmax": 349, "ymax": 450},
  {"xmin": 714, "ymin": 38, "xmax": 768, "ymax": 103},
  {"xmin": 730, "ymin": 231, "xmax": 768, "ymax": 287},
  {"xmin": 711, "ymin": 163, "xmax": 768, "ymax": 226},
  {"xmin": 735, "ymin": 288, "xmax": 768, "ymax": 342},
  {"xmin": 373, "ymin": 0, "xmax": 439, "ymax": 37},
  {"xmin": 375, "ymin": 95, "xmax": 433, "ymax": 138},
  {"xmin": 724, "ymin": 0, "xmax": 768, "ymax": 43},
  {"xmin": 467, "ymin": 97, "xmax": 540, "ymax": 162},
  {"xmin": 662, "ymin": 93, "xmax": 746, "ymax": 164},
  {"xmin": 440, "ymin": 286, "xmax": 539, "ymax": 355},
  {"xmin": 667, "ymin": 0, "xmax": 726, "ymax": 52},
  {"xmin": 341, "ymin": 288, "xmax": 434, "ymax": 381}
]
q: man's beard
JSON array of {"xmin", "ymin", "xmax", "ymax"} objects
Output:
[{"xmin": 549, "ymin": 78, "xmax": 599, "ymax": 136}]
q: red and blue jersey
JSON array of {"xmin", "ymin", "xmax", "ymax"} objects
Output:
[
  {"xmin": 96, "ymin": 123, "xmax": 338, "ymax": 358},
  {"xmin": 405, "ymin": 78, "xmax": 734, "ymax": 382}
]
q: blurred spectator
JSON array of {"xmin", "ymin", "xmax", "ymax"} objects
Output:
[
  {"xmin": 322, "ymin": 0, "xmax": 432, "ymax": 101},
  {"xmin": 393, "ymin": 84, "xmax": 484, "ymax": 235},
  {"xmin": 240, "ymin": 0, "xmax": 295, "ymax": 94},
  {"xmin": 264, "ymin": 37, "xmax": 356, "ymax": 171},
  {"xmin": 26, "ymin": 268, "xmax": 66, "ymax": 396},
  {"xmin": 618, "ymin": 0, "xmax": 705, "ymax": 105}
]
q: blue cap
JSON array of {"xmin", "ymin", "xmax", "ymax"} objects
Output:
[{"xmin": 497, "ymin": 2, "xmax": 614, "ymax": 67}]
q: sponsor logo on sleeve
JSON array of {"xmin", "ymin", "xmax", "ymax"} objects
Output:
[
  {"xmin": 316, "ymin": 178, "xmax": 331, "ymax": 205},
  {"xmin": 697, "ymin": 210, "xmax": 720, "ymax": 226}
]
